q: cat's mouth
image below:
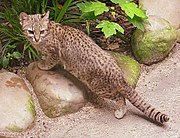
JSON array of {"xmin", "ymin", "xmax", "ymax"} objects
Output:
[
  {"xmin": 29, "ymin": 37, "xmax": 41, "ymax": 45},
  {"xmin": 34, "ymin": 37, "xmax": 40, "ymax": 43},
  {"xmin": 34, "ymin": 40, "xmax": 41, "ymax": 45}
]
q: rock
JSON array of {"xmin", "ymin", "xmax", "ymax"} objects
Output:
[
  {"xmin": 26, "ymin": 62, "xmax": 86, "ymax": 118},
  {"xmin": 0, "ymin": 70, "xmax": 35, "ymax": 132},
  {"xmin": 177, "ymin": 29, "xmax": 180, "ymax": 43},
  {"xmin": 109, "ymin": 51, "xmax": 140, "ymax": 87},
  {"xmin": 131, "ymin": 15, "xmax": 177, "ymax": 65},
  {"xmin": 139, "ymin": 0, "xmax": 180, "ymax": 29}
]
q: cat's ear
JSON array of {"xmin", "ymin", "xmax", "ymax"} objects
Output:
[
  {"xmin": 19, "ymin": 12, "xmax": 29, "ymax": 25},
  {"xmin": 42, "ymin": 11, "xmax": 50, "ymax": 20}
]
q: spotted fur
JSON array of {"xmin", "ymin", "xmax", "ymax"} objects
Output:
[{"xmin": 20, "ymin": 12, "xmax": 169, "ymax": 124}]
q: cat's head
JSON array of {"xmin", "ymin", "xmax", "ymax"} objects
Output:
[{"xmin": 19, "ymin": 11, "xmax": 50, "ymax": 44}]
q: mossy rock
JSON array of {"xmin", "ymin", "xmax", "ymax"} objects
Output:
[
  {"xmin": 177, "ymin": 29, "xmax": 180, "ymax": 42},
  {"xmin": 109, "ymin": 51, "xmax": 140, "ymax": 87},
  {"xmin": 131, "ymin": 15, "xmax": 177, "ymax": 65},
  {"xmin": 0, "ymin": 71, "xmax": 35, "ymax": 132},
  {"xmin": 26, "ymin": 62, "xmax": 86, "ymax": 118}
]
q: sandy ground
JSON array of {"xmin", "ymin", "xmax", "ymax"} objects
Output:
[{"xmin": 0, "ymin": 43, "xmax": 180, "ymax": 138}]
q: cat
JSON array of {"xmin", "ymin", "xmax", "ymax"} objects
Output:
[{"xmin": 19, "ymin": 11, "xmax": 169, "ymax": 124}]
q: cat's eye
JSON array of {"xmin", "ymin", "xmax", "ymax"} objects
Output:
[
  {"xmin": 40, "ymin": 30, "xmax": 45, "ymax": 34},
  {"xmin": 27, "ymin": 30, "xmax": 34, "ymax": 34}
]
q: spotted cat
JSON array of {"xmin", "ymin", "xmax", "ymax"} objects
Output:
[{"xmin": 19, "ymin": 11, "xmax": 169, "ymax": 124}]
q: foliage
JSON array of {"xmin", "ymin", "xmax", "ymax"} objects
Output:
[
  {"xmin": 119, "ymin": 1, "xmax": 146, "ymax": 19},
  {"xmin": 77, "ymin": 0, "xmax": 148, "ymax": 38},
  {"xmin": 96, "ymin": 20, "xmax": 124, "ymax": 38},
  {"xmin": 0, "ymin": 0, "xmax": 82, "ymax": 68},
  {"xmin": 48, "ymin": 0, "xmax": 84, "ymax": 23},
  {"xmin": 0, "ymin": 0, "xmax": 40, "ymax": 68},
  {"xmin": 77, "ymin": 1, "xmax": 109, "ymax": 16},
  {"xmin": 0, "ymin": 45, "xmax": 22, "ymax": 68}
]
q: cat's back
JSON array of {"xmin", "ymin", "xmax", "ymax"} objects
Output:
[
  {"xmin": 60, "ymin": 25, "xmax": 112, "ymax": 60},
  {"xmin": 56, "ymin": 24, "xmax": 123, "ymax": 83},
  {"xmin": 60, "ymin": 25, "xmax": 114, "ymax": 62}
]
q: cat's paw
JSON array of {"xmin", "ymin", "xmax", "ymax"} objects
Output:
[
  {"xmin": 114, "ymin": 105, "xmax": 127, "ymax": 119},
  {"xmin": 37, "ymin": 62, "xmax": 52, "ymax": 70}
]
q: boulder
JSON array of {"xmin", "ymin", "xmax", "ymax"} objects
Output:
[
  {"xmin": 0, "ymin": 70, "xmax": 35, "ymax": 132},
  {"xmin": 26, "ymin": 63, "xmax": 86, "ymax": 118},
  {"xmin": 131, "ymin": 15, "xmax": 177, "ymax": 65},
  {"xmin": 139, "ymin": 0, "xmax": 180, "ymax": 29}
]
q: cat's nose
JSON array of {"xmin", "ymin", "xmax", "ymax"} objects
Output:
[{"xmin": 34, "ymin": 36, "xmax": 40, "ymax": 42}]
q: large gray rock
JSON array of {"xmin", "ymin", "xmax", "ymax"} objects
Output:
[
  {"xmin": 139, "ymin": 0, "xmax": 180, "ymax": 29},
  {"xmin": 0, "ymin": 70, "xmax": 35, "ymax": 132},
  {"xmin": 131, "ymin": 15, "xmax": 177, "ymax": 65},
  {"xmin": 26, "ymin": 62, "xmax": 86, "ymax": 118}
]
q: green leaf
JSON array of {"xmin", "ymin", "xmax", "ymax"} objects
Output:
[
  {"xmin": 7, "ymin": 45, "xmax": 16, "ymax": 49},
  {"xmin": 128, "ymin": 15, "xmax": 148, "ymax": 31},
  {"xmin": 61, "ymin": 18, "xmax": 86, "ymax": 24},
  {"xmin": 120, "ymin": 1, "xmax": 147, "ymax": 19},
  {"xmin": 80, "ymin": 11, "xmax": 97, "ymax": 20},
  {"xmin": 77, "ymin": 1, "xmax": 109, "ymax": 16},
  {"xmin": 110, "ymin": 0, "xmax": 126, "ymax": 4},
  {"xmin": 12, "ymin": 51, "xmax": 22, "ymax": 59},
  {"xmin": 56, "ymin": 0, "xmax": 73, "ymax": 22},
  {"xmin": 0, "ymin": 12, "xmax": 5, "ymax": 19},
  {"xmin": 2, "ymin": 56, "xmax": 9, "ymax": 68},
  {"xmin": 96, "ymin": 20, "xmax": 124, "ymax": 38}
]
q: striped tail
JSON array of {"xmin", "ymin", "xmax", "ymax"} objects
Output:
[{"xmin": 124, "ymin": 86, "xmax": 169, "ymax": 124}]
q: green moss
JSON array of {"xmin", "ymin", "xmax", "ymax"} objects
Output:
[
  {"xmin": 45, "ymin": 104, "xmax": 70, "ymax": 118},
  {"xmin": 6, "ymin": 124, "xmax": 23, "ymax": 132},
  {"xmin": 27, "ymin": 97, "xmax": 36, "ymax": 118},
  {"xmin": 46, "ymin": 106, "xmax": 56, "ymax": 118},
  {"xmin": 109, "ymin": 51, "xmax": 140, "ymax": 87},
  {"xmin": 132, "ymin": 26, "xmax": 177, "ymax": 64}
]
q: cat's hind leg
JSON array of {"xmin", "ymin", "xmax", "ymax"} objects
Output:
[
  {"xmin": 103, "ymin": 96, "xmax": 127, "ymax": 119},
  {"xmin": 89, "ymin": 90, "xmax": 127, "ymax": 119}
]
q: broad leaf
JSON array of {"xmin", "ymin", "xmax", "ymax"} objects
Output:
[
  {"xmin": 2, "ymin": 56, "xmax": 9, "ymax": 68},
  {"xmin": 120, "ymin": 1, "xmax": 147, "ymax": 19},
  {"xmin": 128, "ymin": 15, "xmax": 148, "ymax": 31},
  {"xmin": 12, "ymin": 51, "xmax": 22, "ymax": 59},
  {"xmin": 80, "ymin": 11, "xmax": 97, "ymax": 20},
  {"xmin": 96, "ymin": 20, "xmax": 124, "ymax": 38},
  {"xmin": 77, "ymin": 1, "xmax": 109, "ymax": 16},
  {"xmin": 110, "ymin": 0, "xmax": 126, "ymax": 4}
]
